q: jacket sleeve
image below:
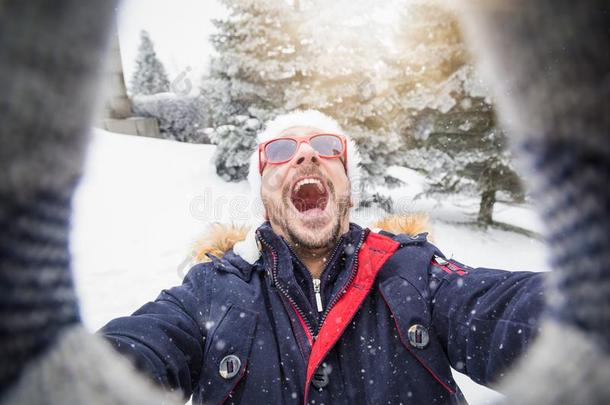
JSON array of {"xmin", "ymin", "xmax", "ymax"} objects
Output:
[
  {"xmin": 429, "ymin": 258, "xmax": 546, "ymax": 388},
  {"xmin": 99, "ymin": 263, "xmax": 212, "ymax": 399}
]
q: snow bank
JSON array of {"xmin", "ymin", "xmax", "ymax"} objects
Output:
[{"xmin": 71, "ymin": 130, "xmax": 248, "ymax": 329}]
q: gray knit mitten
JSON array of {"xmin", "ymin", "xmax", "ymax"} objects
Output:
[
  {"xmin": 0, "ymin": 2, "xmax": 178, "ymax": 404},
  {"xmin": 454, "ymin": 0, "xmax": 610, "ymax": 403},
  {"xmin": 0, "ymin": 1, "xmax": 106, "ymax": 391}
]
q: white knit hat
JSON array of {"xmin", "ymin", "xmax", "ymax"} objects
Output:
[{"xmin": 233, "ymin": 109, "xmax": 362, "ymax": 263}]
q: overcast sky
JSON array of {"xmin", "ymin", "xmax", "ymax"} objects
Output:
[{"xmin": 117, "ymin": 0, "xmax": 228, "ymax": 89}]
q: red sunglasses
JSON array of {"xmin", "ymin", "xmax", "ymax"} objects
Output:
[{"xmin": 258, "ymin": 133, "xmax": 347, "ymax": 174}]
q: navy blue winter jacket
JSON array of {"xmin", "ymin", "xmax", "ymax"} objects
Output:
[{"xmin": 101, "ymin": 222, "xmax": 545, "ymax": 404}]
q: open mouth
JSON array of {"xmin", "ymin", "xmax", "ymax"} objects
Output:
[{"xmin": 290, "ymin": 176, "xmax": 329, "ymax": 213}]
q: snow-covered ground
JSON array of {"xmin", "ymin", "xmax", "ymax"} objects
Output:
[{"xmin": 71, "ymin": 130, "xmax": 550, "ymax": 404}]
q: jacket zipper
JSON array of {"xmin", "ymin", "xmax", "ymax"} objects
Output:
[
  {"xmin": 307, "ymin": 233, "xmax": 347, "ymax": 315},
  {"xmin": 258, "ymin": 229, "xmax": 368, "ymax": 341},
  {"xmin": 283, "ymin": 234, "xmax": 345, "ymax": 315},
  {"xmin": 257, "ymin": 231, "xmax": 317, "ymax": 340},
  {"xmin": 315, "ymin": 229, "xmax": 368, "ymax": 338},
  {"xmin": 312, "ymin": 278, "xmax": 323, "ymax": 312}
]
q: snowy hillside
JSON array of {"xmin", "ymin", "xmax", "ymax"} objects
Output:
[{"xmin": 71, "ymin": 130, "xmax": 550, "ymax": 404}]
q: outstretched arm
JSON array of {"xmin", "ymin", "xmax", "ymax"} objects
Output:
[
  {"xmin": 100, "ymin": 265, "xmax": 211, "ymax": 399},
  {"xmin": 430, "ymin": 260, "xmax": 546, "ymax": 387}
]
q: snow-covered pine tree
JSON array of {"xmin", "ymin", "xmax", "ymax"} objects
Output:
[
  {"xmin": 385, "ymin": 0, "xmax": 466, "ymax": 133},
  {"xmin": 208, "ymin": 115, "xmax": 261, "ymax": 182},
  {"xmin": 284, "ymin": 0, "xmax": 405, "ymax": 195},
  {"xmin": 132, "ymin": 93, "xmax": 206, "ymax": 143},
  {"xmin": 404, "ymin": 71, "xmax": 524, "ymax": 225},
  {"xmin": 202, "ymin": 0, "xmax": 304, "ymax": 127},
  {"xmin": 201, "ymin": 0, "xmax": 306, "ymax": 182},
  {"xmin": 391, "ymin": 1, "xmax": 524, "ymax": 225},
  {"xmin": 130, "ymin": 30, "xmax": 170, "ymax": 95}
]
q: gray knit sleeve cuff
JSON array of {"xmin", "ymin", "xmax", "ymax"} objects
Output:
[{"xmin": 0, "ymin": 191, "xmax": 80, "ymax": 392}]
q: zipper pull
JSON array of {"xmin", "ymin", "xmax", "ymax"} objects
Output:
[{"xmin": 313, "ymin": 278, "xmax": 323, "ymax": 313}]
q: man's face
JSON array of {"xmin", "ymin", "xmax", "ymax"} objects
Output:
[{"xmin": 260, "ymin": 126, "xmax": 352, "ymax": 250}]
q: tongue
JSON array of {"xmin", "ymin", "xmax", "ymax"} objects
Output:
[{"xmin": 292, "ymin": 184, "xmax": 327, "ymax": 212}]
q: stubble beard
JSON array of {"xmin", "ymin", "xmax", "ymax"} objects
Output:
[{"xmin": 264, "ymin": 178, "xmax": 351, "ymax": 250}]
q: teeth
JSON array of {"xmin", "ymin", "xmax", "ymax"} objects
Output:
[{"xmin": 294, "ymin": 177, "xmax": 324, "ymax": 193}]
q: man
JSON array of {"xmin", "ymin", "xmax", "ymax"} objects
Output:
[{"xmin": 101, "ymin": 110, "xmax": 546, "ymax": 404}]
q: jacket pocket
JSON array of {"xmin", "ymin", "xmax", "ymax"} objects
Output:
[
  {"xmin": 198, "ymin": 304, "xmax": 258, "ymax": 404},
  {"xmin": 379, "ymin": 276, "xmax": 460, "ymax": 397}
]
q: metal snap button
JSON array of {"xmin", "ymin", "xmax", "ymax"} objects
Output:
[
  {"xmin": 311, "ymin": 365, "xmax": 329, "ymax": 389},
  {"xmin": 408, "ymin": 324, "xmax": 430, "ymax": 349},
  {"xmin": 219, "ymin": 354, "xmax": 241, "ymax": 379}
]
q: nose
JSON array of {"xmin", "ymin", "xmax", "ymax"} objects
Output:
[{"xmin": 292, "ymin": 141, "xmax": 319, "ymax": 166}]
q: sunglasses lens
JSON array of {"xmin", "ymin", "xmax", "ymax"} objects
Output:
[
  {"xmin": 265, "ymin": 139, "xmax": 298, "ymax": 163},
  {"xmin": 310, "ymin": 135, "xmax": 343, "ymax": 157}
]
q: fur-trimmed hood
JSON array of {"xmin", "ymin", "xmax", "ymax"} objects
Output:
[{"xmin": 191, "ymin": 214, "xmax": 430, "ymax": 265}]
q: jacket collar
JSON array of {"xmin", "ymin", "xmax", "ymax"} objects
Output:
[
  {"xmin": 195, "ymin": 213, "xmax": 430, "ymax": 267},
  {"xmin": 255, "ymin": 221, "xmax": 367, "ymax": 327},
  {"xmin": 255, "ymin": 221, "xmax": 365, "ymax": 289},
  {"xmin": 192, "ymin": 214, "xmax": 431, "ymax": 283}
]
